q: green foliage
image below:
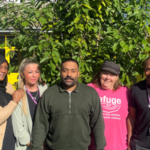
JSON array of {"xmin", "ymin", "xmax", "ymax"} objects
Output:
[{"xmin": 0, "ymin": 0, "xmax": 150, "ymax": 86}]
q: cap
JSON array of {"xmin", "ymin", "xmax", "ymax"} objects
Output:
[{"xmin": 101, "ymin": 61, "xmax": 120, "ymax": 75}]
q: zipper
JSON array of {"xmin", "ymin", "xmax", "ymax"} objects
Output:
[{"xmin": 69, "ymin": 92, "xmax": 71, "ymax": 114}]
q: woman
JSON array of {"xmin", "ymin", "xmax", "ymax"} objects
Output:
[
  {"xmin": 12, "ymin": 58, "xmax": 48, "ymax": 150},
  {"xmin": 0, "ymin": 55, "xmax": 24, "ymax": 150},
  {"xmin": 88, "ymin": 61, "xmax": 130, "ymax": 150}
]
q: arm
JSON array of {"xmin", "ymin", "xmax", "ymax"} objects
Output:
[
  {"xmin": 0, "ymin": 101, "xmax": 17, "ymax": 125},
  {"xmin": 32, "ymin": 92, "xmax": 50, "ymax": 150},
  {"xmin": 127, "ymin": 106, "xmax": 136, "ymax": 150},
  {"xmin": 90, "ymin": 91, "xmax": 106, "ymax": 150},
  {"xmin": 12, "ymin": 101, "xmax": 31, "ymax": 145},
  {"xmin": 0, "ymin": 89, "xmax": 24, "ymax": 125}
]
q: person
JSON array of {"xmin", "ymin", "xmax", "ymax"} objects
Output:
[
  {"xmin": 0, "ymin": 55, "xmax": 24, "ymax": 150},
  {"xmin": 12, "ymin": 58, "xmax": 48, "ymax": 150},
  {"xmin": 32, "ymin": 58, "xmax": 106, "ymax": 150},
  {"xmin": 127, "ymin": 57, "xmax": 150, "ymax": 150},
  {"xmin": 88, "ymin": 61, "xmax": 130, "ymax": 150}
]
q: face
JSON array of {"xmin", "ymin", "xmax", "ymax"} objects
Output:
[
  {"xmin": 22, "ymin": 63, "xmax": 40, "ymax": 86},
  {"xmin": 144, "ymin": 59, "xmax": 150, "ymax": 85},
  {"xmin": 0, "ymin": 62, "xmax": 8, "ymax": 81},
  {"xmin": 100, "ymin": 70, "xmax": 118, "ymax": 90},
  {"xmin": 61, "ymin": 61, "xmax": 79, "ymax": 90}
]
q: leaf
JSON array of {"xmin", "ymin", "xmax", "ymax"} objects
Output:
[
  {"xmin": 40, "ymin": 56, "xmax": 49, "ymax": 63},
  {"xmin": 22, "ymin": 21, "xmax": 28, "ymax": 27},
  {"xmin": 126, "ymin": 75, "xmax": 130, "ymax": 85},
  {"xmin": 68, "ymin": 27, "xmax": 74, "ymax": 34},
  {"xmin": 29, "ymin": 45, "xmax": 38, "ymax": 52},
  {"xmin": 130, "ymin": 59, "xmax": 135, "ymax": 64},
  {"xmin": 82, "ymin": 7, "xmax": 89, "ymax": 14},
  {"xmin": 38, "ymin": 45, "xmax": 42, "ymax": 52},
  {"xmin": 18, "ymin": 35, "xmax": 24, "ymax": 42},
  {"xmin": 65, "ymin": 40, "xmax": 70, "ymax": 45},
  {"xmin": 39, "ymin": 17, "xmax": 47, "ymax": 25},
  {"xmin": 120, "ymin": 67, "xmax": 125, "ymax": 72},
  {"xmin": 83, "ymin": 4, "xmax": 92, "ymax": 10},
  {"xmin": 78, "ymin": 24, "xmax": 84, "ymax": 31},
  {"xmin": 53, "ymin": 51, "xmax": 60, "ymax": 57},
  {"xmin": 102, "ymin": 1, "xmax": 106, "ymax": 7},
  {"xmin": 74, "ymin": 17, "xmax": 80, "ymax": 23},
  {"xmin": 125, "ymin": 7, "xmax": 131, "ymax": 11},
  {"xmin": 142, "ymin": 39, "xmax": 147, "ymax": 47},
  {"xmin": 35, "ymin": 12, "xmax": 40, "ymax": 18},
  {"xmin": 120, "ymin": 41, "xmax": 126, "ymax": 48},
  {"xmin": 132, "ymin": 72, "xmax": 139, "ymax": 76},
  {"xmin": 46, "ymin": 12, "xmax": 53, "ymax": 19},
  {"xmin": 98, "ymin": 5, "xmax": 102, "ymax": 12},
  {"xmin": 129, "ymin": 44, "xmax": 134, "ymax": 50},
  {"xmin": 55, "ymin": 42, "xmax": 64, "ymax": 48},
  {"xmin": 53, "ymin": 56, "xmax": 59, "ymax": 64}
]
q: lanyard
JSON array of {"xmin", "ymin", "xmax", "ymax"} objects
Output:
[
  {"xmin": 25, "ymin": 86, "xmax": 41, "ymax": 105},
  {"xmin": 146, "ymin": 81, "xmax": 150, "ymax": 108}
]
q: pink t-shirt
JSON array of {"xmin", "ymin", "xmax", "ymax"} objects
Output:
[{"xmin": 88, "ymin": 83, "xmax": 130, "ymax": 150}]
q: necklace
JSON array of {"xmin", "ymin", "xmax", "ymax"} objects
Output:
[
  {"xmin": 25, "ymin": 86, "xmax": 41, "ymax": 105},
  {"xmin": 32, "ymin": 91, "xmax": 38, "ymax": 100}
]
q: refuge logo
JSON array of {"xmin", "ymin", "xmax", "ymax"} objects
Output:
[{"xmin": 100, "ymin": 96, "xmax": 121, "ymax": 113}]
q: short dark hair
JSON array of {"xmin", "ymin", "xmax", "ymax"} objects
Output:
[
  {"xmin": 143, "ymin": 57, "xmax": 150, "ymax": 69},
  {"xmin": 61, "ymin": 58, "xmax": 79, "ymax": 68}
]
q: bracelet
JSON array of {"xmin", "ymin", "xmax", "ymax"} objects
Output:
[{"xmin": 12, "ymin": 99, "xmax": 18, "ymax": 104}]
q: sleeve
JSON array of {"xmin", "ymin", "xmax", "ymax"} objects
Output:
[
  {"xmin": 0, "ymin": 101, "xmax": 17, "ymax": 125},
  {"xmin": 12, "ymin": 101, "xmax": 30, "ymax": 145},
  {"xmin": 32, "ymin": 91, "xmax": 50, "ymax": 150},
  {"xmin": 90, "ymin": 90, "xmax": 106, "ymax": 150},
  {"xmin": 129, "ymin": 87, "xmax": 138, "ymax": 108}
]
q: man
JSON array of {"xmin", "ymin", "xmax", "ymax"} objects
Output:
[
  {"xmin": 32, "ymin": 59, "xmax": 106, "ymax": 150},
  {"xmin": 127, "ymin": 57, "xmax": 150, "ymax": 150}
]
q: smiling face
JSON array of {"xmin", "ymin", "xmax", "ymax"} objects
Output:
[
  {"xmin": 100, "ymin": 70, "xmax": 118, "ymax": 90},
  {"xmin": 61, "ymin": 61, "xmax": 79, "ymax": 91},
  {"xmin": 144, "ymin": 59, "xmax": 150, "ymax": 86},
  {"xmin": 0, "ymin": 62, "xmax": 8, "ymax": 81},
  {"xmin": 22, "ymin": 63, "xmax": 40, "ymax": 86}
]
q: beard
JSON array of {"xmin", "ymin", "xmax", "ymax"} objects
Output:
[{"xmin": 61, "ymin": 76, "xmax": 78, "ymax": 88}]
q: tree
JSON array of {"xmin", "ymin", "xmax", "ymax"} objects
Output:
[{"xmin": 0, "ymin": 0, "xmax": 150, "ymax": 86}]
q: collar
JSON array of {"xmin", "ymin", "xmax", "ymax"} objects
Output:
[{"xmin": 58, "ymin": 82, "xmax": 80, "ymax": 93}]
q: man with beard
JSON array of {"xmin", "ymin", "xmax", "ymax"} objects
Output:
[
  {"xmin": 32, "ymin": 59, "xmax": 106, "ymax": 150},
  {"xmin": 127, "ymin": 57, "xmax": 150, "ymax": 150}
]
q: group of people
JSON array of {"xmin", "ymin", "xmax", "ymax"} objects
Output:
[{"xmin": 0, "ymin": 54, "xmax": 150, "ymax": 150}]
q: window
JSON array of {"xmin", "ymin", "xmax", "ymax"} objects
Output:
[
  {"xmin": 0, "ymin": 49, "xmax": 5, "ymax": 57},
  {"xmin": 6, "ymin": 0, "xmax": 21, "ymax": 3}
]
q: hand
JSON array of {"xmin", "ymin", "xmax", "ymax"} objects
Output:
[
  {"xmin": 27, "ymin": 142, "xmax": 31, "ymax": 146},
  {"xmin": 127, "ymin": 142, "xmax": 131, "ymax": 150},
  {"xmin": 42, "ymin": 141, "xmax": 47, "ymax": 150},
  {"xmin": 12, "ymin": 89, "xmax": 24, "ymax": 104}
]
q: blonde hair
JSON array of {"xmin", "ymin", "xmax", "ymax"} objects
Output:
[{"xmin": 18, "ymin": 58, "xmax": 42, "ymax": 115}]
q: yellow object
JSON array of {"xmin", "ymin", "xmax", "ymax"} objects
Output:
[
  {"xmin": 7, "ymin": 73, "xmax": 18, "ymax": 89},
  {"xmin": 0, "ymin": 35, "xmax": 19, "ymax": 89}
]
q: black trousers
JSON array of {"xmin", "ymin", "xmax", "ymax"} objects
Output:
[{"xmin": 130, "ymin": 140, "xmax": 150, "ymax": 150}]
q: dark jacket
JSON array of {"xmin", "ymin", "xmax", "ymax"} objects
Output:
[{"xmin": 32, "ymin": 83, "xmax": 106, "ymax": 150}]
